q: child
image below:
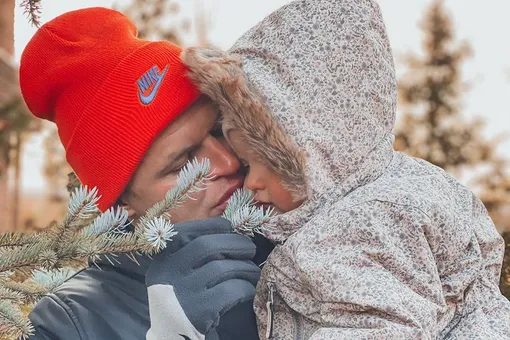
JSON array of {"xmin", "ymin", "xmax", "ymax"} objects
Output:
[{"xmin": 182, "ymin": 0, "xmax": 510, "ymax": 338}]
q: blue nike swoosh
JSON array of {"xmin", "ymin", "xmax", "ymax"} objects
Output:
[
  {"xmin": 138, "ymin": 65, "xmax": 169, "ymax": 105},
  {"xmin": 179, "ymin": 334, "xmax": 191, "ymax": 340}
]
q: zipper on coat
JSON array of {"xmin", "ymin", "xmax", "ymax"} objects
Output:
[
  {"xmin": 266, "ymin": 281, "xmax": 275, "ymax": 339},
  {"xmin": 293, "ymin": 311, "xmax": 304, "ymax": 340}
]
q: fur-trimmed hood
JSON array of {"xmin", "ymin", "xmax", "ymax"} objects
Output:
[{"xmin": 182, "ymin": 0, "xmax": 397, "ymax": 242}]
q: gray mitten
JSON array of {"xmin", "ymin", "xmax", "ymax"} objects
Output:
[{"xmin": 145, "ymin": 217, "xmax": 260, "ymax": 340}]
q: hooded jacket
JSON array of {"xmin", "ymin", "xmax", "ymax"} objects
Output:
[{"xmin": 181, "ymin": 0, "xmax": 510, "ymax": 339}]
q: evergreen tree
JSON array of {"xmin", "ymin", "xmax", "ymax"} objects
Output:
[
  {"xmin": 394, "ymin": 0, "xmax": 498, "ymax": 172},
  {"xmin": 474, "ymin": 159, "xmax": 510, "ymax": 216},
  {"xmin": 20, "ymin": 1, "xmax": 42, "ymax": 27},
  {"xmin": 117, "ymin": 0, "xmax": 188, "ymax": 44}
]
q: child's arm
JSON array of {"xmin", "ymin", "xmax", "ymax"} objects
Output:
[{"xmin": 291, "ymin": 200, "xmax": 508, "ymax": 339}]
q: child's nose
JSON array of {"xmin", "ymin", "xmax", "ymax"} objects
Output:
[{"xmin": 243, "ymin": 172, "xmax": 265, "ymax": 192}]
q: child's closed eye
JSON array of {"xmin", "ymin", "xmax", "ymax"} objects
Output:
[{"xmin": 240, "ymin": 159, "xmax": 250, "ymax": 174}]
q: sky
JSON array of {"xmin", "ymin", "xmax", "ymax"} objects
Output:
[{"xmin": 12, "ymin": 0, "xmax": 510, "ymax": 193}]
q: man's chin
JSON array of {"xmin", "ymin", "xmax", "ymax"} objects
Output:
[{"xmin": 214, "ymin": 199, "xmax": 230, "ymax": 214}]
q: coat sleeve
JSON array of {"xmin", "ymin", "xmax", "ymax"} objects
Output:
[
  {"xmin": 291, "ymin": 201, "xmax": 448, "ymax": 340},
  {"xmin": 289, "ymin": 198, "xmax": 510, "ymax": 340},
  {"xmin": 26, "ymin": 295, "xmax": 82, "ymax": 340},
  {"xmin": 438, "ymin": 196, "xmax": 510, "ymax": 339}
]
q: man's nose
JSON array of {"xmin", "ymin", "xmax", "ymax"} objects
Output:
[{"xmin": 199, "ymin": 135, "xmax": 240, "ymax": 177}]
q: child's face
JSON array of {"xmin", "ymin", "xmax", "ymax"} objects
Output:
[{"xmin": 228, "ymin": 129, "xmax": 303, "ymax": 214}]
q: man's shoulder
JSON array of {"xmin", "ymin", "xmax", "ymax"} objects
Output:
[
  {"xmin": 28, "ymin": 265, "xmax": 150, "ymax": 340},
  {"xmin": 56, "ymin": 265, "xmax": 146, "ymax": 304}
]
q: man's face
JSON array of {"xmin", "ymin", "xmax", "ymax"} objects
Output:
[{"xmin": 121, "ymin": 97, "xmax": 243, "ymax": 222}]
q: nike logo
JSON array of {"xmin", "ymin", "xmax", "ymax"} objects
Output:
[
  {"xmin": 179, "ymin": 335, "xmax": 191, "ymax": 340},
  {"xmin": 137, "ymin": 64, "xmax": 169, "ymax": 105}
]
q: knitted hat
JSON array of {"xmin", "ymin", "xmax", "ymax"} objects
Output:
[{"xmin": 20, "ymin": 7, "xmax": 199, "ymax": 211}]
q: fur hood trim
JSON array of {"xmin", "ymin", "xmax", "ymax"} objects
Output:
[{"xmin": 182, "ymin": 47, "xmax": 308, "ymax": 202}]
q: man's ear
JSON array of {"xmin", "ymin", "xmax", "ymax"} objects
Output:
[
  {"xmin": 116, "ymin": 194, "xmax": 138, "ymax": 221},
  {"xmin": 123, "ymin": 205, "xmax": 138, "ymax": 221}
]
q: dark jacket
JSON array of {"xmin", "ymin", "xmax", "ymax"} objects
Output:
[{"xmin": 27, "ymin": 235, "xmax": 274, "ymax": 340}]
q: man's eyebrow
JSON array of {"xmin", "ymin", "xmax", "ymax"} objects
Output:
[{"xmin": 156, "ymin": 144, "xmax": 198, "ymax": 178}]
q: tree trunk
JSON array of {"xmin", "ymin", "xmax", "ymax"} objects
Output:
[
  {"xmin": 0, "ymin": 0, "xmax": 15, "ymax": 230},
  {"xmin": 12, "ymin": 130, "xmax": 22, "ymax": 230},
  {"xmin": 0, "ymin": 159, "xmax": 8, "ymax": 231},
  {"xmin": 0, "ymin": 0, "xmax": 14, "ymax": 56}
]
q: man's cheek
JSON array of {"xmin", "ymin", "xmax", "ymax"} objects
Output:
[
  {"xmin": 157, "ymin": 180, "xmax": 178, "ymax": 198},
  {"xmin": 188, "ymin": 189, "xmax": 207, "ymax": 202},
  {"xmin": 156, "ymin": 179, "xmax": 206, "ymax": 214}
]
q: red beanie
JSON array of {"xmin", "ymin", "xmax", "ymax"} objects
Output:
[{"xmin": 20, "ymin": 7, "xmax": 200, "ymax": 211}]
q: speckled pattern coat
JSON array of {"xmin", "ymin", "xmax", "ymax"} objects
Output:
[{"xmin": 182, "ymin": 0, "xmax": 510, "ymax": 338}]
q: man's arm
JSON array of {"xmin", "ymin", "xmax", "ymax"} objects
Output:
[
  {"xmin": 25, "ymin": 217, "xmax": 261, "ymax": 340},
  {"xmin": 145, "ymin": 217, "xmax": 261, "ymax": 340},
  {"xmin": 26, "ymin": 295, "xmax": 82, "ymax": 340}
]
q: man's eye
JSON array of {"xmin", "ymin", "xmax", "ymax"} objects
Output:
[
  {"xmin": 170, "ymin": 153, "xmax": 193, "ymax": 174},
  {"xmin": 170, "ymin": 164, "xmax": 186, "ymax": 174}
]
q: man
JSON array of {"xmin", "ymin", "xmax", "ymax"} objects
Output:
[{"xmin": 20, "ymin": 7, "xmax": 272, "ymax": 340}]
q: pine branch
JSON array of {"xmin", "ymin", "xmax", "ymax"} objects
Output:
[
  {"xmin": 0, "ymin": 288, "xmax": 23, "ymax": 302},
  {"xmin": 137, "ymin": 157, "xmax": 213, "ymax": 233},
  {"xmin": 0, "ymin": 157, "xmax": 203, "ymax": 273},
  {"xmin": 222, "ymin": 188, "xmax": 256, "ymax": 217},
  {"xmin": 0, "ymin": 300, "xmax": 34, "ymax": 340},
  {"xmin": 223, "ymin": 189, "xmax": 275, "ymax": 237},
  {"xmin": 0, "ymin": 232, "xmax": 39, "ymax": 248},
  {"xmin": 2, "ymin": 281, "xmax": 47, "ymax": 303},
  {"xmin": 83, "ymin": 233, "xmax": 150, "ymax": 260},
  {"xmin": 143, "ymin": 216, "xmax": 177, "ymax": 251},
  {"xmin": 57, "ymin": 186, "xmax": 101, "ymax": 238},
  {"xmin": 0, "ymin": 239, "xmax": 52, "ymax": 272},
  {"xmin": 31, "ymin": 268, "xmax": 75, "ymax": 292},
  {"xmin": 20, "ymin": 0, "xmax": 43, "ymax": 28},
  {"xmin": 81, "ymin": 206, "xmax": 131, "ymax": 237},
  {"xmin": 0, "ymin": 269, "xmax": 77, "ymax": 306}
]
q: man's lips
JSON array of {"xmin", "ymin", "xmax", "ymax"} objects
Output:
[{"xmin": 214, "ymin": 178, "xmax": 244, "ymax": 208}]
